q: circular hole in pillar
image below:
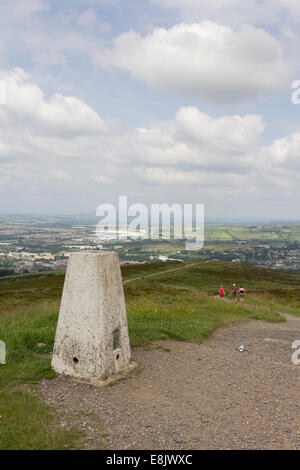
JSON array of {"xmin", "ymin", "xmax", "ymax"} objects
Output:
[
  {"xmin": 116, "ymin": 354, "xmax": 120, "ymax": 360},
  {"xmin": 73, "ymin": 357, "xmax": 79, "ymax": 364}
]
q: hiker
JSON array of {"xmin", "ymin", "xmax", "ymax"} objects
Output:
[
  {"xmin": 231, "ymin": 284, "xmax": 238, "ymax": 302},
  {"xmin": 239, "ymin": 286, "xmax": 245, "ymax": 303},
  {"xmin": 219, "ymin": 286, "xmax": 225, "ymax": 298}
]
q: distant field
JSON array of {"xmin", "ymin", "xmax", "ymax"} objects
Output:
[
  {"xmin": 204, "ymin": 225, "xmax": 300, "ymax": 242},
  {"xmin": 1, "ymin": 261, "xmax": 300, "ymax": 449}
]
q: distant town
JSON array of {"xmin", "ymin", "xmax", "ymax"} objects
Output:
[{"xmin": 1, "ymin": 215, "xmax": 300, "ymax": 277}]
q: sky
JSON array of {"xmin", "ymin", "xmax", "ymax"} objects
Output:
[{"xmin": 0, "ymin": 0, "xmax": 300, "ymax": 219}]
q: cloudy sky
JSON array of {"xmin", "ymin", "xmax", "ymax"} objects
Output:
[{"xmin": 0, "ymin": 0, "xmax": 300, "ymax": 219}]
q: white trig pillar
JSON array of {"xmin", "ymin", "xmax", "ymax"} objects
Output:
[{"xmin": 51, "ymin": 251, "xmax": 131, "ymax": 382}]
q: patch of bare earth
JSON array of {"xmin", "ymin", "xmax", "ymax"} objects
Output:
[{"xmin": 39, "ymin": 314, "xmax": 300, "ymax": 450}]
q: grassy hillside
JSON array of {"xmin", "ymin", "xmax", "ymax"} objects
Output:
[
  {"xmin": 1, "ymin": 261, "xmax": 300, "ymax": 449},
  {"xmin": 1, "ymin": 260, "xmax": 299, "ymax": 312}
]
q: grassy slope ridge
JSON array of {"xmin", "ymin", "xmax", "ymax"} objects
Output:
[{"xmin": 0, "ymin": 261, "xmax": 300, "ymax": 449}]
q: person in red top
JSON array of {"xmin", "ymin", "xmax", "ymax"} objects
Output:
[{"xmin": 219, "ymin": 286, "xmax": 225, "ymax": 298}]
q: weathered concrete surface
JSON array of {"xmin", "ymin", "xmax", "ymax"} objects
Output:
[
  {"xmin": 51, "ymin": 251, "xmax": 131, "ymax": 381},
  {"xmin": 0, "ymin": 340, "xmax": 6, "ymax": 365},
  {"xmin": 42, "ymin": 314, "xmax": 300, "ymax": 450}
]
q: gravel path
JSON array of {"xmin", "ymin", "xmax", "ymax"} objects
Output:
[{"xmin": 40, "ymin": 314, "xmax": 300, "ymax": 450}]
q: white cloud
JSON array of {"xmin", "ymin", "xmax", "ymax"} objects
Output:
[
  {"xmin": 97, "ymin": 22, "xmax": 290, "ymax": 101},
  {"xmin": 77, "ymin": 9, "xmax": 111, "ymax": 32},
  {"xmin": 1, "ymin": 68, "xmax": 107, "ymax": 137},
  {"xmin": 131, "ymin": 107, "xmax": 265, "ymax": 174},
  {"xmin": 264, "ymin": 132, "xmax": 300, "ymax": 170},
  {"xmin": 0, "ymin": 1, "xmax": 109, "ymax": 76},
  {"xmin": 0, "ymin": 68, "xmax": 299, "ymax": 215}
]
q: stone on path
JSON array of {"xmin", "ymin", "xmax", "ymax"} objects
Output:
[{"xmin": 51, "ymin": 251, "xmax": 131, "ymax": 383}]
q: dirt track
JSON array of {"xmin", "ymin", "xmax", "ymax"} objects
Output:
[
  {"xmin": 123, "ymin": 261, "xmax": 201, "ymax": 284},
  {"xmin": 40, "ymin": 314, "xmax": 300, "ymax": 450}
]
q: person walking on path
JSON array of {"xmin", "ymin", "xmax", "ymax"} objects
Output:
[
  {"xmin": 231, "ymin": 284, "xmax": 238, "ymax": 302},
  {"xmin": 239, "ymin": 286, "xmax": 245, "ymax": 303},
  {"xmin": 219, "ymin": 286, "xmax": 225, "ymax": 298}
]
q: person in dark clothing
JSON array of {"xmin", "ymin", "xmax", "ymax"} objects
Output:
[{"xmin": 231, "ymin": 284, "xmax": 238, "ymax": 302}]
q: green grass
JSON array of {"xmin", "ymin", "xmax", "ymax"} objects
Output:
[
  {"xmin": 0, "ymin": 301, "xmax": 81, "ymax": 450},
  {"xmin": 1, "ymin": 260, "xmax": 300, "ymax": 449},
  {"xmin": 127, "ymin": 293, "xmax": 283, "ymax": 347},
  {"xmin": 0, "ymin": 270, "xmax": 65, "ymax": 286},
  {"xmin": 0, "ymin": 387, "xmax": 80, "ymax": 450}
]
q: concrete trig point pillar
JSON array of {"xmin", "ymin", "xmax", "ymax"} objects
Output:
[{"xmin": 52, "ymin": 251, "xmax": 133, "ymax": 385}]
